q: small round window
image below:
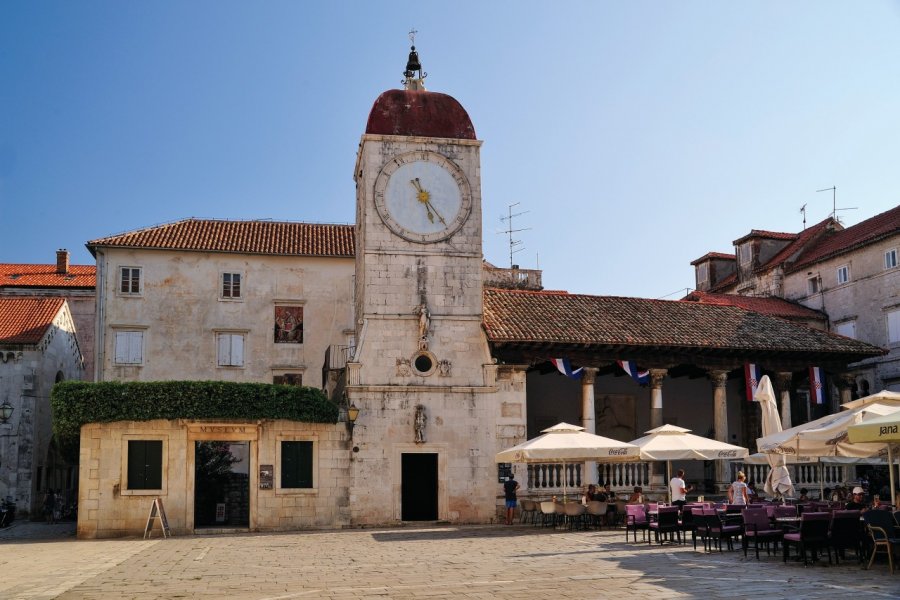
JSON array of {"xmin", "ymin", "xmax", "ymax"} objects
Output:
[{"xmin": 412, "ymin": 351, "xmax": 437, "ymax": 376}]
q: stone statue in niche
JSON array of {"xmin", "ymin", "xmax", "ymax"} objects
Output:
[
  {"xmin": 414, "ymin": 404, "xmax": 426, "ymax": 444},
  {"xmin": 437, "ymin": 359, "xmax": 451, "ymax": 377},
  {"xmin": 396, "ymin": 357, "xmax": 411, "ymax": 377},
  {"xmin": 416, "ymin": 303, "xmax": 430, "ymax": 350}
]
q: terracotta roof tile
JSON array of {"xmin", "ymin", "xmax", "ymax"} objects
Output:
[
  {"xmin": 87, "ymin": 219, "xmax": 355, "ymax": 257},
  {"xmin": 0, "ymin": 264, "xmax": 95, "ymax": 288},
  {"xmin": 733, "ymin": 229, "xmax": 799, "ymax": 245},
  {"xmin": 683, "ymin": 291, "xmax": 826, "ymax": 321},
  {"xmin": 690, "ymin": 252, "xmax": 736, "ymax": 266},
  {"xmin": 0, "ymin": 297, "xmax": 66, "ymax": 344},
  {"xmin": 758, "ymin": 217, "xmax": 836, "ymax": 272},
  {"xmin": 788, "ymin": 205, "xmax": 900, "ymax": 271},
  {"xmin": 482, "ymin": 288, "xmax": 880, "ymax": 357}
]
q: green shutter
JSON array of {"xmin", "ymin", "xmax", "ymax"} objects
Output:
[
  {"xmin": 281, "ymin": 441, "xmax": 313, "ymax": 488},
  {"xmin": 128, "ymin": 440, "xmax": 162, "ymax": 490}
]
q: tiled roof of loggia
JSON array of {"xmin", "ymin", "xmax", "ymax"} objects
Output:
[
  {"xmin": 0, "ymin": 297, "xmax": 66, "ymax": 344},
  {"xmin": 482, "ymin": 288, "xmax": 882, "ymax": 358}
]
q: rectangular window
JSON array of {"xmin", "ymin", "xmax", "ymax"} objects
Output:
[
  {"xmin": 888, "ymin": 309, "xmax": 900, "ymax": 345},
  {"xmin": 274, "ymin": 306, "xmax": 304, "ymax": 343},
  {"xmin": 738, "ymin": 243, "xmax": 752, "ymax": 266},
  {"xmin": 114, "ymin": 331, "xmax": 144, "ymax": 365},
  {"xmin": 807, "ymin": 276, "xmax": 820, "ymax": 295},
  {"xmin": 886, "ymin": 249, "xmax": 898, "ymax": 270},
  {"xmin": 222, "ymin": 273, "xmax": 242, "ymax": 299},
  {"xmin": 127, "ymin": 440, "xmax": 163, "ymax": 490},
  {"xmin": 273, "ymin": 373, "xmax": 302, "ymax": 385},
  {"xmin": 281, "ymin": 441, "xmax": 313, "ymax": 488},
  {"xmin": 834, "ymin": 320, "xmax": 856, "ymax": 339},
  {"xmin": 119, "ymin": 267, "xmax": 141, "ymax": 295},
  {"xmin": 217, "ymin": 333, "xmax": 244, "ymax": 367},
  {"xmin": 836, "ymin": 265, "xmax": 850, "ymax": 285}
]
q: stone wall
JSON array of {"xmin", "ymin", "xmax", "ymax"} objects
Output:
[{"xmin": 77, "ymin": 419, "xmax": 349, "ymax": 539}]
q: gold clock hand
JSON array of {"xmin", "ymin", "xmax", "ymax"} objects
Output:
[{"xmin": 424, "ymin": 199, "xmax": 446, "ymax": 225}]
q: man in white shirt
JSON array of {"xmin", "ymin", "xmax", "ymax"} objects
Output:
[{"xmin": 670, "ymin": 469, "xmax": 691, "ymax": 508}]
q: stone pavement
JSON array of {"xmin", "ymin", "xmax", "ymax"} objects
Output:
[{"xmin": 1, "ymin": 521, "xmax": 899, "ymax": 599}]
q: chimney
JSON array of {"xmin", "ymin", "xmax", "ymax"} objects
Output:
[{"xmin": 56, "ymin": 249, "xmax": 69, "ymax": 274}]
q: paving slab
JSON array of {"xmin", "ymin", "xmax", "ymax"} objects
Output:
[{"xmin": 0, "ymin": 523, "xmax": 898, "ymax": 599}]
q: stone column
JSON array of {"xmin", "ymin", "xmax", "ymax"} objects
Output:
[
  {"xmin": 836, "ymin": 373, "xmax": 855, "ymax": 411},
  {"xmin": 776, "ymin": 372, "xmax": 793, "ymax": 430},
  {"xmin": 649, "ymin": 369, "xmax": 668, "ymax": 488},
  {"xmin": 581, "ymin": 368, "xmax": 598, "ymax": 485},
  {"xmin": 710, "ymin": 370, "xmax": 730, "ymax": 488},
  {"xmin": 649, "ymin": 369, "xmax": 667, "ymax": 430}
]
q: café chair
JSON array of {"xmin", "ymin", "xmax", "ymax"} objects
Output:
[
  {"xmin": 563, "ymin": 502, "xmax": 588, "ymax": 530},
  {"xmin": 585, "ymin": 501, "xmax": 607, "ymax": 529},
  {"xmin": 783, "ymin": 512, "xmax": 832, "ymax": 566},
  {"xmin": 649, "ymin": 506, "xmax": 681, "ymax": 545},
  {"xmin": 625, "ymin": 504, "xmax": 649, "ymax": 543},
  {"xmin": 829, "ymin": 509, "xmax": 863, "ymax": 564},
  {"xmin": 864, "ymin": 509, "xmax": 900, "ymax": 573},
  {"xmin": 742, "ymin": 507, "xmax": 782, "ymax": 560},
  {"xmin": 702, "ymin": 508, "xmax": 741, "ymax": 552},
  {"xmin": 539, "ymin": 501, "xmax": 558, "ymax": 528},
  {"xmin": 519, "ymin": 499, "xmax": 538, "ymax": 524}
]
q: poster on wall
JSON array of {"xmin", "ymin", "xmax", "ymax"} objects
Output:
[{"xmin": 274, "ymin": 306, "xmax": 303, "ymax": 343}]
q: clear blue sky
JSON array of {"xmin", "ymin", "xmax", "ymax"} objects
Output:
[{"xmin": 2, "ymin": 1, "xmax": 899, "ymax": 299}]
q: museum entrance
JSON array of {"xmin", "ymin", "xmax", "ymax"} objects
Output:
[
  {"xmin": 194, "ymin": 441, "xmax": 250, "ymax": 528},
  {"xmin": 401, "ymin": 453, "xmax": 438, "ymax": 521}
]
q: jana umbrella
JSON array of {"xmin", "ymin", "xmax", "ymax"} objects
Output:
[
  {"xmin": 754, "ymin": 375, "xmax": 794, "ymax": 498},
  {"xmin": 757, "ymin": 391, "xmax": 900, "ymax": 459},
  {"xmin": 848, "ymin": 410, "xmax": 900, "ymax": 507},
  {"xmin": 495, "ymin": 422, "xmax": 639, "ymax": 501},
  {"xmin": 628, "ymin": 424, "xmax": 749, "ymax": 502}
]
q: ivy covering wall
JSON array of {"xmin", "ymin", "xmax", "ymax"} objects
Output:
[{"xmin": 51, "ymin": 380, "xmax": 338, "ymax": 443}]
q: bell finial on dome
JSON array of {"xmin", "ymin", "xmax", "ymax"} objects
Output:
[{"xmin": 402, "ymin": 28, "xmax": 427, "ymax": 91}]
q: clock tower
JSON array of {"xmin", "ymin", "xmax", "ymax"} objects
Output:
[{"xmin": 347, "ymin": 42, "xmax": 499, "ymax": 525}]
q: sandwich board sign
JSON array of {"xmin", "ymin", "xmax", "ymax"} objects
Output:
[{"xmin": 144, "ymin": 497, "xmax": 171, "ymax": 539}]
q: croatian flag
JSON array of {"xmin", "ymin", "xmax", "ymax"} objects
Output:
[
  {"xmin": 745, "ymin": 363, "xmax": 762, "ymax": 403},
  {"xmin": 551, "ymin": 358, "xmax": 583, "ymax": 379},
  {"xmin": 809, "ymin": 367, "xmax": 825, "ymax": 405},
  {"xmin": 617, "ymin": 360, "xmax": 649, "ymax": 385}
]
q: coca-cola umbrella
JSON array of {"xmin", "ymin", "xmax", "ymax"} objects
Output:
[
  {"xmin": 628, "ymin": 424, "xmax": 749, "ymax": 502},
  {"xmin": 495, "ymin": 422, "xmax": 640, "ymax": 501}
]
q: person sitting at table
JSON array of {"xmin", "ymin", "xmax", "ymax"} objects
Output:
[
  {"xmin": 798, "ymin": 488, "xmax": 810, "ymax": 502},
  {"xmin": 831, "ymin": 485, "xmax": 847, "ymax": 503},
  {"xmin": 845, "ymin": 486, "xmax": 867, "ymax": 511},
  {"xmin": 728, "ymin": 471, "xmax": 749, "ymax": 506},
  {"xmin": 747, "ymin": 481, "xmax": 760, "ymax": 503},
  {"xmin": 627, "ymin": 486, "xmax": 644, "ymax": 504},
  {"xmin": 822, "ymin": 487, "xmax": 832, "ymax": 502},
  {"xmin": 581, "ymin": 484, "xmax": 597, "ymax": 505}
]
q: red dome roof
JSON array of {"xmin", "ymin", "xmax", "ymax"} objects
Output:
[{"xmin": 365, "ymin": 89, "xmax": 476, "ymax": 140}]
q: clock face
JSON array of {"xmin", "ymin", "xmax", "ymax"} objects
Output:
[{"xmin": 374, "ymin": 151, "xmax": 472, "ymax": 243}]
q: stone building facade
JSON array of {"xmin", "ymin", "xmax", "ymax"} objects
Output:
[
  {"xmin": 73, "ymin": 50, "xmax": 885, "ymax": 537},
  {"xmin": 0, "ymin": 297, "xmax": 84, "ymax": 517},
  {"xmin": 692, "ymin": 206, "xmax": 900, "ymax": 396}
]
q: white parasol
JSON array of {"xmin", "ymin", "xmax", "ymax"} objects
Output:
[{"xmin": 754, "ymin": 375, "xmax": 794, "ymax": 498}]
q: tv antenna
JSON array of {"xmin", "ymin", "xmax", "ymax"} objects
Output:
[
  {"xmin": 816, "ymin": 186, "xmax": 857, "ymax": 223},
  {"xmin": 799, "ymin": 204, "xmax": 807, "ymax": 229},
  {"xmin": 499, "ymin": 202, "xmax": 531, "ymax": 268}
]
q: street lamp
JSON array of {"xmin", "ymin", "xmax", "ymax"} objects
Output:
[
  {"xmin": 346, "ymin": 403, "xmax": 360, "ymax": 439},
  {"xmin": 0, "ymin": 400, "xmax": 12, "ymax": 424}
]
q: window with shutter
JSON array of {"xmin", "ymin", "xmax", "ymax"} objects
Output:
[
  {"xmin": 127, "ymin": 440, "xmax": 163, "ymax": 490},
  {"xmin": 888, "ymin": 309, "xmax": 900, "ymax": 345},
  {"xmin": 217, "ymin": 333, "xmax": 245, "ymax": 367},
  {"xmin": 281, "ymin": 441, "xmax": 313, "ymax": 488},
  {"xmin": 114, "ymin": 331, "xmax": 143, "ymax": 365},
  {"xmin": 222, "ymin": 272, "xmax": 242, "ymax": 298},
  {"xmin": 834, "ymin": 320, "xmax": 856, "ymax": 339}
]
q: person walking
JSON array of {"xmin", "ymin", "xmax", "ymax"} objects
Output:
[
  {"xmin": 729, "ymin": 471, "xmax": 749, "ymax": 505},
  {"xmin": 43, "ymin": 489, "xmax": 57, "ymax": 524},
  {"xmin": 503, "ymin": 475, "xmax": 520, "ymax": 525}
]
